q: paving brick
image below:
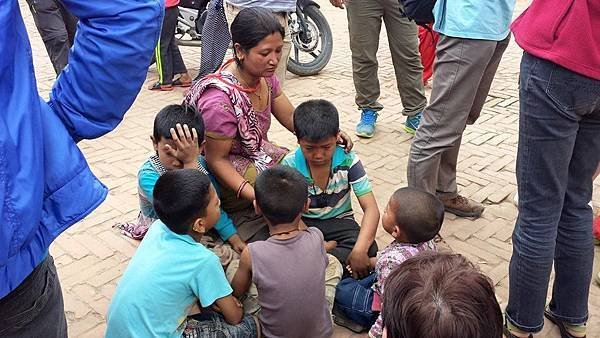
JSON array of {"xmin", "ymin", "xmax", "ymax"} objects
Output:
[
  {"xmin": 72, "ymin": 233, "xmax": 115, "ymax": 259},
  {"xmin": 20, "ymin": 0, "xmax": 600, "ymax": 336}
]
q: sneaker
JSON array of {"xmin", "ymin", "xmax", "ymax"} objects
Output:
[
  {"xmin": 355, "ymin": 109, "xmax": 378, "ymax": 138},
  {"xmin": 440, "ymin": 194, "xmax": 485, "ymax": 218},
  {"xmin": 404, "ymin": 111, "xmax": 423, "ymax": 134}
]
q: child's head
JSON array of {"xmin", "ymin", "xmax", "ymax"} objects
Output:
[
  {"xmin": 382, "ymin": 252, "xmax": 503, "ymax": 338},
  {"xmin": 153, "ymin": 169, "xmax": 220, "ymax": 236},
  {"xmin": 152, "ymin": 104, "xmax": 205, "ymax": 170},
  {"xmin": 254, "ymin": 166, "xmax": 309, "ymax": 226},
  {"xmin": 293, "ymin": 99, "xmax": 340, "ymax": 167},
  {"xmin": 382, "ymin": 187, "xmax": 444, "ymax": 244}
]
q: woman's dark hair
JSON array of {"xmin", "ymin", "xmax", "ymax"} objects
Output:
[
  {"xmin": 231, "ymin": 7, "xmax": 285, "ymax": 65},
  {"xmin": 382, "ymin": 252, "xmax": 503, "ymax": 338}
]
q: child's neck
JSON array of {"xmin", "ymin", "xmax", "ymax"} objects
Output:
[{"xmin": 267, "ymin": 221, "xmax": 301, "ymax": 240}]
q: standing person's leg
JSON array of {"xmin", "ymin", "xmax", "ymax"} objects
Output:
[
  {"xmin": 151, "ymin": 6, "xmax": 178, "ymax": 90},
  {"xmin": 272, "ymin": 12, "xmax": 291, "ymax": 85},
  {"xmin": 25, "ymin": 0, "xmax": 71, "ymax": 75},
  {"xmin": 381, "ymin": 0, "xmax": 427, "ymax": 134},
  {"xmin": 0, "ymin": 256, "xmax": 67, "ymax": 338},
  {"xmin": 345, "ymin": 0, "xmax": 384, "ymax": 138},
  {"xmin": 505, "ymin": 52, "xmax": 600, "ymax": 336},
  {"xmin": 169, "ymin": 7, "xmax": 192, "ymax": 86},
  {"xmin": 435, "ymin": 36, "xmax": 510, "ymax": 215},
  {"xmin": 57, "ymin": 0, "xmax": 77, "ymax": 45},
  {"xmin": 407, "ymin": 35, "xmax": 498, "ymax": 217}
]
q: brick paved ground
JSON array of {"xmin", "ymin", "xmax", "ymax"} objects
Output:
[{"xmin": 21, "ymin": 0, "xmax": 600, "ymax": 337}]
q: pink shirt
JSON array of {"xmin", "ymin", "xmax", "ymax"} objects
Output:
[
  {"xmin": 511, "ymin": 0, "xmax": 600, "ymax": 80},
  {"xmin": 165, "ymin": 0, "xmax": 180, "ymax": 8}
]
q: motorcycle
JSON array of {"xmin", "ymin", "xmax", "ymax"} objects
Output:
[{"xmin": 176, "ymin": 0, "xmax": 333, "ymax": 76}]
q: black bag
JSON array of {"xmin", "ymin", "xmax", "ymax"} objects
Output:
[{"xmin": 398, "ymin": 0, "xmax": 437, "ymax": 26}]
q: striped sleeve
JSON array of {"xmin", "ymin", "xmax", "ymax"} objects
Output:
[{"xmin": 347, "ymin": 152, "xmax": 372, "ymax": 197}]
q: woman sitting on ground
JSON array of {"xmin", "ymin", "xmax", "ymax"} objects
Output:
[{"xmin": 185, "ymin": 7, "xmax": 352, "ymax": 245}]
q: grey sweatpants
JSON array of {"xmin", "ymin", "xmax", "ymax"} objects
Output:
[
  {"xmin": 408, "ymin": 34, "xmax": 510, "ymax": 197},
  {"xmin": 26, "ymin": 0, "xmax": 77, "ymax": 75},
  {"xmin": 345, "ymin": 0, "xmax": 427, "ymax": 116}
]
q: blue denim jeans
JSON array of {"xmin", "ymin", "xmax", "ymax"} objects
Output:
[
  {"xmin": 505, "ymin": 52, "xmax": 600, "ymax": 333},
  {"xmin": 184, "ymin": 312, "xmax": 258, "ymax": 338},
  {"xmin": 334, "ymin": 273, "xmax": 379, "ymax": 327}
]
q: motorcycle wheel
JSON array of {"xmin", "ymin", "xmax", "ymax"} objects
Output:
[{"xmin": 287, "ymin": 6, "xmax": 333, "ymax": 77}]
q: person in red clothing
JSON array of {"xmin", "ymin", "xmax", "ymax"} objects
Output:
[
  {"xmin": 505, "ymin": 1, "xmax": 600, "ymax": 337},
  {"xmin": 149, "ymin": 0, "xmax": 193, "ymax": 91},
  {"xmin": 417, "ymin": 25, "xmax": 438, "ymax": 86}
]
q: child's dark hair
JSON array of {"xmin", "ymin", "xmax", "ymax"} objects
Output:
[
  {"xmin": 152, "ymin": 104, "xmax": 204, "ymax": 147},
  {"xmin": 293, "ymin": 99, "xmax": 340, "ymax": 142},
  {"xmin": 389, "ymin": 187, "xmax": 444, "ymax": 244},
  {"xmin": 153, "ymin": 169, "xmax": 212, "ymax": 235},
  {"xmin": 382, "ymin": 252, "xmax": 503, "ymax": 338},
  {"xmin": 231, "ymin": 8, "xmax": 284, "ymax": 66},
  {"xmin": 255, "ymin": 166, "xmax": 308, "ymax": 225}
]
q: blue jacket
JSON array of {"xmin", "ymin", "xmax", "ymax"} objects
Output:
[{"xmin": 0, "ymin": 0, "xmax": 163, "ymax": 298}]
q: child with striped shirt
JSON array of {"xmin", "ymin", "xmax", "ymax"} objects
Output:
[{"xmin": 282, "ymin": 99, "xmax": 380, "ymax": 278}]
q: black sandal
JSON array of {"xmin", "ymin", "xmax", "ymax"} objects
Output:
[
  {"xmin": 173, "ymin": 77, "xmax": 191, "ymax": 87},
  {"xmin": 544, "ymin": 309, "xmax": 586, "ymax": 338},
  {"xmin": 503, "ymin": 323, "xmax": 532, "ymax": 338},
  {"xmin": 148, "ymin": 81, "xmax": 173, "ymax": 91}
]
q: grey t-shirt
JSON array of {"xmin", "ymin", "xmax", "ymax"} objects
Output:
[
  {"xmin": 248, "ymin": 227, "xmax": 332, "ymax": 338},
  {"xmin": 225, "ymin": 0, "xmax": 296, "ymax": 13}
]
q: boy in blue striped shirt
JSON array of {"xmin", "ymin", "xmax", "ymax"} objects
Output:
[{"xmin": 282, "ymin": 99, "xmax": 380, "ymax": 278}]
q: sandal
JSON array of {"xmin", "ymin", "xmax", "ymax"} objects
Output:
[
  {"xmin": 544, "ymin": 309, "xmax": 586, "ymax": 338},
  {"xmin": 503, "ymin": 320, "xmax": 532, "ymax": 338},
  {"xmin": 173, "ymin": 77, "xmax": 192, "ymax": 88},
  {"xmin": 148, "ymin": 82, "xmax": 173, "ymax": 91}
]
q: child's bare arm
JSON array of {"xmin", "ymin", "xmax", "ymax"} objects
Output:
[
  {"xmin": 213, "ymin": 294, "xmax": 243, "ymax": 325},
  {"xmin": 347, "ymin": 192, "xmax": 380, "ymax": 279},
  {"xmin": 231, "ymin": 248, "xmax": 253, "ymax": 298},
  {"xmin": 227, "ymin": 234, "xmax": 247, "ymax": 254}
]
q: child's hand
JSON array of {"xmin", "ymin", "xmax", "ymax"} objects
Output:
[
  {"xmin": 324, "ymin": 240, "xmax": 337, "ymax": 252},
  {"xmin": 228, "ymin": 234, "xmax": 247, "ymax": 254},
  {"xmin": 169, "ymin": 123, "xmax": 200, "ymax": 167},
  {"xmin": 347, "ymin": 249, "xmax": 371, "ymax": 279}
]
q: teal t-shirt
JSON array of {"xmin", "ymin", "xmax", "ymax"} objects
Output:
[
  {"xmin": 433, "ymin": 0, "xmax": 516, "ymax": 41},
  {"xmin": 106, "ymin": 221, "xmax": 233, "ymax": 338}
]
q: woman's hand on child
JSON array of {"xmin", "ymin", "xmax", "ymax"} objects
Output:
[
  {"xmin": 337, "ymin": 130, "xmax": 354, "ymax": 153},
  {"xmin": 168, "ymin": 123, "xmax": 200, "ymax": 167}
]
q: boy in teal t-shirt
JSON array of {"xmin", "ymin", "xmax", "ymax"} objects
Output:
[{"xmin": 106, "ymin": 170, "xmax": 257, "ymax": 338}]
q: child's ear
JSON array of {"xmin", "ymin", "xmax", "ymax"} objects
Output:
[
  {"xmin": 151, "ymin": 136, "xmax": 158, "ymax": 151},
  {"xmin": 253, "ymin": 200, "xmax": 262, "ymax": 216},
  {"xmin": 303, "ymin": 198, "xmax": 311, "ymax": 212},
  {"xmin": 192, "ymin": 218, "xmax": 206, "ymax": 235},
  {"xmin": 391, "ymin": 225, "xmax": 402, "ymax": 239}
]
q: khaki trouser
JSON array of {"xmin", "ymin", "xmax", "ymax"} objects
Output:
[
  {"xmin": 408, "ymin": 34, "xmax": 510, "ymax": 197},
  {"xmin": 224, "ymin": 2, "xmax": 292, "ymax": 85},
  {"xmin": 226, "ymin": 254, "xmax": 343, "ymax": 318},
  {"xmin": 345, "ymin": 0, "xmax": 427, "ymax": 116}
]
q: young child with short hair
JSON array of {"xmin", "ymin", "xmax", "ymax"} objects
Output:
[
  {"xmin": 282, "ymin": 99, "xmax": 380, "ymax": 279},
  {"xmin": 231, "ymin": 166, "xmax": 334, "ymax": 338},
  {"xmin": 117, "ymin": 104, "xmax": 246, "ymax": 253},
  {"xmin": 334, "ymin": 187, "xmax": 444, "ymax": 337},
  {"xmin": 381, "ymin": 252, "xmax": 503, "ymax": 338},
  {"xmin": 106, "ymin": 169, "xmax": 258, "ymax": 337}
]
